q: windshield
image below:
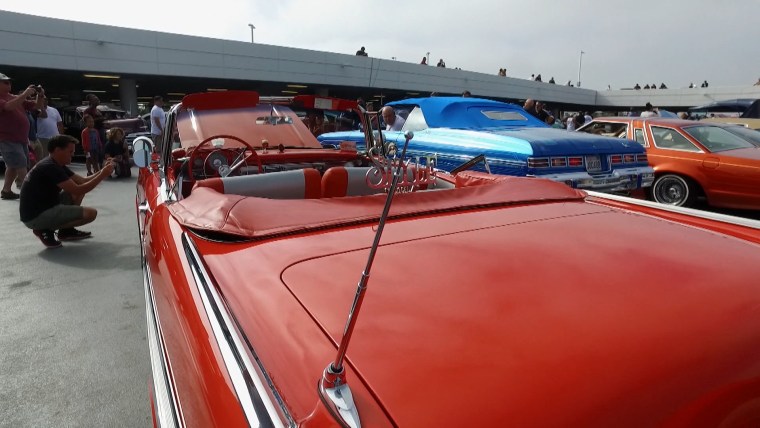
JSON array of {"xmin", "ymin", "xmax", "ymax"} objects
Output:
[
  {"xmin": 682, "ymin": 125, "xmax": 756, "ymax": 152},
  {"xmin": 176, "ymin": 104, "xmax": 323, "ymax": 149}
]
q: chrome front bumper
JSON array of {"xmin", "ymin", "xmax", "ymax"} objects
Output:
[{"xmin": 539, "ymin": 167, "xmax": 655, "ymax": 192}]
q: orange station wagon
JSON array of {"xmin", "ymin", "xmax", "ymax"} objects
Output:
[{"xmin": 578, "ymin": 118, "xmax": 760, "ymax": 209}]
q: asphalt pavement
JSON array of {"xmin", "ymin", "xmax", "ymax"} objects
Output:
[{"xmin": 0, "ymin": 163, "xmax": 150, "ymax": 428}]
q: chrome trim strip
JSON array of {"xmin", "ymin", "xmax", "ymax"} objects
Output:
[
  {"xmin": 183, "ymin": 234, "xmax": 291, "ymax": 428},
  {"xmin": 586, "ymin": 191, "xmax": 760, "ymax": 229},
  {"xmin": 143, "ymin": 258, "xmax": 183, "ymax": 428},
  {"xmin": 421, "ymin": 151, "xmax": 525, "ymax": 167}
]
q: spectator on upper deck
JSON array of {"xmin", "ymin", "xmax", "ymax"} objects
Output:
[
  {"xmin": 643, "ymin": 84, "xmax": 650, "ymax": 90},
  {"xmin": 534, "ymin": 74, "xmax": 542, "ymax": 82},
  {"xmin": 754, "ymin": 78, "xmax": 760, "ymax": 86},
  {"xmin": 462, "ymin": 90, "xmax": 471, "ymax": 97},
  {"xmin": 660, "ymin": 83, "xmax": 667, "ymax": 89},
  {"xmin": 634, "ymin": 83, "xmax": 641, "ymax": 90},
  {"xmin": 420, "ymin": 57, "xmax": 427, "ymax": 65},
  {"xmin": 381, "ymin": 106, "xmax": 405, "ymax": 131},
  {"xmin": 701, "ymin": 80, "xmax": 709, "ymax": 88},
  {"xmin": 436, "ymin": 59, "xmax": 446, "ymax": 68},
  {"xmin": 548, "ymin": 77, "xmax": 555, "ymax": 84},
  {"xmin": 355, "ymin": 47, "xmax": 368, "ymax": 57}
]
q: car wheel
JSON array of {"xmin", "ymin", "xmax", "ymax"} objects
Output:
[{"xmin": 652, "ymin": 174, "xmax": 697, "ymax": 207}]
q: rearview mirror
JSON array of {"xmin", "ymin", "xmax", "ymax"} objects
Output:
[
  {"xmin": 132, "ymin": 137, "xmax": 154, "ymax": 168},
  {"xmin": 132, "ymin": 136, "xmax": 154, "ymax": 154},
  {"xmin": 133, "ymin": 149, "xmax": 150, "ymax": 168}
]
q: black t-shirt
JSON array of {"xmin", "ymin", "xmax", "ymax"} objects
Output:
[
  {"xmin": 104, "ymin": 139, "xmax": 125, "ymax": 158},
  {"xmin": 19, "ymin": 157, "xmax": 74, "ymax": 222}
]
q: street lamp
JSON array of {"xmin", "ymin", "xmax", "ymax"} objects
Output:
[
  {"xmin": 577, "ymin": 50, "xmax": 585, "ymax": 88},
  {"xmin": 248, "ymin": 23, "xmax": 255, "ymax": 43},
  {"xmin": 426, "ymin": 52, "xmax": 430, "ymax": 64}
]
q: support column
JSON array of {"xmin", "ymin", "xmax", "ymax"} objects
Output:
[{"xmin": 118, "ymin": 78, "xmax": 138, "ymax": 117}]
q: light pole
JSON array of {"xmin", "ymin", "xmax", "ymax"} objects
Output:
[
  {"xmin": 426, "ymin": 52, "xmax": 430, "ymax": 64},
  {"xmin": 248, "ymin": 23, "xmax": 255, "ymax": 43},
  {"xmin": 577, "ymin": 50, "xmax": 585, "ymax": 88}
]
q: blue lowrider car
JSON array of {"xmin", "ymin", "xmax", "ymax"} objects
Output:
[{"xmin": 317, "ymin": 97, "xmax": 654, "ymax": 192}]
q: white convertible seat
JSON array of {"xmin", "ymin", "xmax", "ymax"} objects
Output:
[{"xmin": 193, "ymin": 168, "xmax": 321, "ymax": 199}]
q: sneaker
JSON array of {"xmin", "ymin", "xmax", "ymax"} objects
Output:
[
  {"xmin": 1, "ymin": 190, "xmax": 20, "ymax": 200},
  {"xmin": 33, "ymin": 229, "xmax": 62, "ymax": 248},
  {"xmin": 57, "ymin": 228, "xmax": 92, "ymax": 241}
]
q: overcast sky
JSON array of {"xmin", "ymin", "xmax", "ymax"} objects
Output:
[{"xmin": 3, "ymin": 1, "xmax": 760, "ymax": 90}]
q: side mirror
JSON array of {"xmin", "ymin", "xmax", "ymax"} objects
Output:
[
  {"xmin": 133, "ymin": 149, "xmax": 151, "ymax": 168},
  {"xmin": 132, "ymin": 136, "xmax": 154, "ymax": 154},
  {"xmin": 132, "ymin": 136, "xmax": 155, "ymax": 169}
]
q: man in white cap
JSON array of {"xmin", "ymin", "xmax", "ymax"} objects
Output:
[{"xmin": 0, "ymin": 72, "xmax": 45, "ymax": 200}]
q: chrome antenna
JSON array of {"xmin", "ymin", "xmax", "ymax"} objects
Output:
[{"xmin": 319, "ymin": 131, "xmax": 415, "ymax": 428}]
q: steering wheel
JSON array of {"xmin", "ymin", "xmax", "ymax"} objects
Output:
[{"xmin": 188, "ymin": 134, "xmax": 262, "ymax": 181}]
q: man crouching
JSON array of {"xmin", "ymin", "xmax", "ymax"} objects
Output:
[{"xmin": 19, "ymin": 134, "xmax": 114, "ymax": 248}]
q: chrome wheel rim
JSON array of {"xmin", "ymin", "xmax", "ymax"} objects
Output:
[{"xmin": 653, "ymin": 175, "xmax": 689, "ymax": 206}]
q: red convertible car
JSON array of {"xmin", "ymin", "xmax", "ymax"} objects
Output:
[
  {"xmin": 577, "ymin": 117, "xmax": 760, "ymax": 209},
  {"xmin": 134, "ymin": 91, "xmax": 760, "ymax": 427}
]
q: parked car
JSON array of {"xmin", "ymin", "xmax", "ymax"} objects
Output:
[
  {"xmin": 62, "ymin": 104, "xmax": 147, "ymax": 157},
  {"xmin": 317, "ymin": 97, "xmax": 654, "ymax": 193},
  {"xmin": 577, "ymin": 117, "xmax": 760, "ymax": 209},
  {"xmin": 134, "ymin": 90, "xmax": 760, "ymax": 428}
]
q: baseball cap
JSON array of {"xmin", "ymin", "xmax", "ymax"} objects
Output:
[{"xmin": 0, "ymin": 73, "xmax": 11, "ymax": 81}]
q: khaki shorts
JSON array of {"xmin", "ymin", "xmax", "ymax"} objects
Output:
[{"xmin": 23, "ymin": 193, "xmax": 84, "ymax": 231}]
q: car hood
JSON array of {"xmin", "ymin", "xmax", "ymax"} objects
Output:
[
  {"xmin": 319, "ymin": 128, "xmax": 644, "ymax": 157},
  {"xmin": 199, "ymin": 198, "xmax": 760, "ymax": 427},
  {"xmin": 718, "ymin": 147, "xmax": 760, "ymax": 162}
]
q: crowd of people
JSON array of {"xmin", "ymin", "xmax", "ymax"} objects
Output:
[{"xmin": 0, "ymin": 71, "xmax": 143, "ymax": 249}]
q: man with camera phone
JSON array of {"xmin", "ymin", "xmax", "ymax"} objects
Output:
[{"xmin": 0, "ymin": 72, "xmax": 45, "ymax": 200}]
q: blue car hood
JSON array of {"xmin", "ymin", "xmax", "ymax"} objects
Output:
[{"xmin": 319, "ymin": 128, "xmax": 643, "ymax": 157}]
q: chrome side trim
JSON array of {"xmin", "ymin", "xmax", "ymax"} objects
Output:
[
  {"xmin": 183, "ymin": 234, "xmax": 291, "ymax": 428},
  {"xmin": 586, "ymin": 191, "xmax": 760, "ymax": 229},
  {"xmin": 143, "ymin": 258, "xmax": 183, "ymax": 428}
]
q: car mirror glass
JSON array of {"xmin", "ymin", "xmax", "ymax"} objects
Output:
[
  {"xmin": 132, "ymin": 136, "xmax": 154, "ymax": 154},
  {"xmin": 133, "ymin": 149, "xmax": 150, "ymax": 168}
]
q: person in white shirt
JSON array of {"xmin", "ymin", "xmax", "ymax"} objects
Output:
[
  {"xmin": 150, "ymin": 96, "xmax": 166, "ymax": 151},
  {"xmin": 381, "ymin": 106, "xmax": 405, "ymax": 131},
  {"xmin": 566, "ymin": 117, "xmax": 575, "ymax": 131},
  {"xmin": 640, "ymin": 102, "xmax": 658, "ymax": 118},
  {"xmin": 35, "ymin": 97, "xmax": 63, "ymax": 161}
]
